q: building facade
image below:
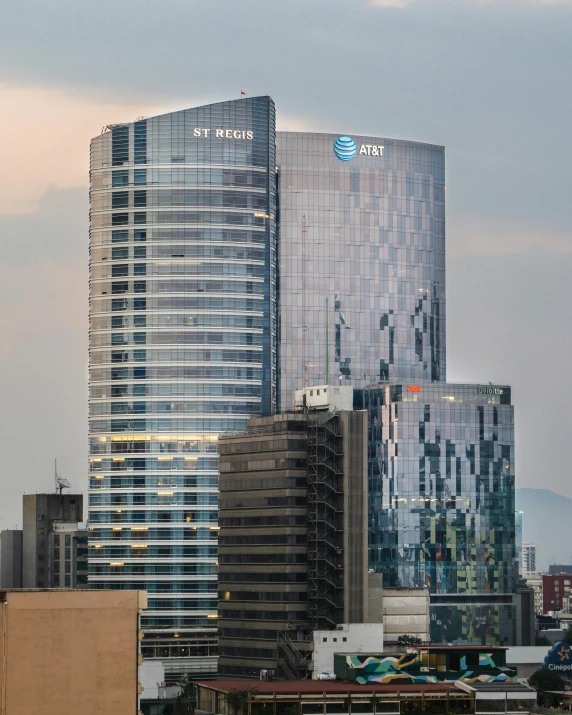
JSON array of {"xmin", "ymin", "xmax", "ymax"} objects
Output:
[
  {"xmin": 276, "ymin": 132, "xmax": 446, "ymax": 410},
  {"xmin": 521, "ymin": 543, "xmax": 538, "ymax": 578},
  {"xmin": 0, "ymin": 531, "xmax": 22, "ymax": 588},
  {"xmin": 357, "ymin": 382, "xmax": 516, "ymax": 645},
  {"xmin": 22, "ymin": 494, "xmax": 83, "ymax": 588},
  {"xmin": 0, "ymin": 589, "xmax": 146, "ymax": 715},
  {"xmin": 88, "ymin": 96, "xmax": 276, "ymax": 676},
  {"xmin": 217, "ymin": 409, "xmax": 369, "ymax": 678},
  {"xmin": 543, "ymin": 573, "xmax": 572, "ymax": 613}
]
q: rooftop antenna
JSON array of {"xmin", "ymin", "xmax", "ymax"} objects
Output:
[{"xmin": 55, "ymin": 459, "xmax": 71, "ymax": 495}]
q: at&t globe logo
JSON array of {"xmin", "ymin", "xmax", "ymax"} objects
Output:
[{"xmin": 334, "ymin": 136, "xmax": 357, "ymax": 161}]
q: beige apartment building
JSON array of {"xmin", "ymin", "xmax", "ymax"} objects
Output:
[{"xmin": 0, "ymin": 589, "xmax": 146, "ymax": 715}]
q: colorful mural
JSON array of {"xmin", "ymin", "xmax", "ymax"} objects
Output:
[{"xmin": 334, "ymin": 649, "xmax": 518, "ymax": 685}]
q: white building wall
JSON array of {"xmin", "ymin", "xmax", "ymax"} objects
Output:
[
  {"xmin": 312, "ymin": 623, "xmax": 384, "ymax": 677},
  {"xmin": 139, "ymin": 660, "xmax": 165, "ymax": 701}
]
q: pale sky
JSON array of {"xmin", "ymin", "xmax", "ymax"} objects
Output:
[{"xmin": 1, "ymin": 0, "xmax": 571, "ymax": 532}]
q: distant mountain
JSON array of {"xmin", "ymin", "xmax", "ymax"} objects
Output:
[{"xmin": 516, "ymin": 488, "xmax": 572, "ymax": 571}]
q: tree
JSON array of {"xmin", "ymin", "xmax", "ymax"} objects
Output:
[
  {"xmin": 563, "ymin": 625, "xmax": 572, "ymax": 645},
  {"xmin": 529, "ymin": 667, "xmax": 565, "ymax": 692},
  {"xmin": 535, "ymin": 635, "xmax": 551, "ymax": 646},
  {"xmin": 227, "ymin": 687, "xmax": 257, "ymax": 715}
]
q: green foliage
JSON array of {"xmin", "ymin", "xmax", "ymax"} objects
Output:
[
  {"xmin": 529, "ymin": 667, "xmax": 566, "ymax": 692},
  {"xmin": 563, "ymin": 625, "xmax": 572, "ymax": 645},
  {"xmin": 535, "ymin": 636, "xmax": 552, "ymax": 646},
  {"xmin": 227, "ymin": 687, "xmax": 258, "ymax": 715}
]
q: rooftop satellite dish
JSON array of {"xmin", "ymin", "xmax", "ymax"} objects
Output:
[
  {"xmin": 54, "ymin": 459, "xmax": 71, "ymax": 494},
  {"xmin": 57, "ymin": 476, "xmax": 71, "ymax": 492}
]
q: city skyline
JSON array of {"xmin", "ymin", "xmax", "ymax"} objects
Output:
[{"xmin": 1, "ymin": 0, "xmax": 572, "ymax": 529}]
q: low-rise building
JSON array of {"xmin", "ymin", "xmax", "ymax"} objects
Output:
[
  {"xmin": 196, "ymin": 678, "xmax": 537, "ymax": 715},
  {"xmin": 0, "ymin": 589, "xmax": 147, "ymax": 715}
]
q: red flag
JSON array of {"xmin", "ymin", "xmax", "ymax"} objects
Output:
[{"xmin": 241, "ymin": 91, "xmax": 246, "ymax": 97}]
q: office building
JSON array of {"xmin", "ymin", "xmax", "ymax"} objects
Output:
[
  {"xmin": 276, "ymin": 131, "xmax": 446, "ymax": 409},
  {"xmin": 217, "ymin": 404, "xmax": 369, "ymax": 677},
  {"xmin": 357, "ymin": 382, "xmax": 516, "ymax": 645},
  {"xmin": 0, "ymin": 589, "xmax": 146, "ymax": 715},
  {"xmin": 0, "ymin": 530, "xmax": 22, "ymax": 588},
  {"xmin": 525, "ymin": 575, "xmax": 544, "ymax": 615},
  {"xmin": 22, "ymin": 493, "xmax": 84, "ymax": 588},
  {"xmin": 515, "ymin": 511, "xmax": 523, "ymax": 576},
  {"xmin": 51, "ymin": 523, "xmax": 88, "ymax": 588},
  {"xmin": 522, "ymin": 543, "xmax": 538, "ymax": 578},
  {"xmin": 88, "ymin": 96, "xmax": 276, "ymax": 677}
]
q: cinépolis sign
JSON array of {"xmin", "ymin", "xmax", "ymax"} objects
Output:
[
  {"xmin": 541, "ymin": 642, "xmax": 572, "ymax": 675},
  {"xmin": 193, "ymin": 128, "xmax": 253, "ymax": 140}
]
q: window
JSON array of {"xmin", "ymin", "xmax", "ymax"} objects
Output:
[
  {"xmin": 112, "ymin": 126, "xmax": 129, "ymax": 166},
  {"xmin": 112, "ymin": 230, "xmax": 128, "ymax": 243},
  {"xmin": 134, "ymin": 212, "xmax": 146, "ymax": 224},
  {"xmin": 134, "ymin": 264, "xmax": 146, "ymax": 276},
  {"xmin": 112, "ymin": 171, "xmax": 128, "ymax": 187},
  {"xmin": 134, "ymin": 350, "xmax": 146, "ymax": 362},
  {"xmin": 134, "ymin": 281, "xmax": 146, "ymax": 293},
  {"xmin": 134, "ymin": 316, "xmax": 146, "ymax": 327},
  {"xmin": 134, "ymin": 190, "xmax": 146, "ymax": 207},
  {"xmin": 112, "ymin": 264, "xmax": 128, "ymax": 277},
  {"xmin": 112, "ymin": 247, "xmax": 128, "ymax": 260},
  {"xmin": 134, "ymin": 298, "xmax": 146, "ymax": 310},
  {"xmin": 112, "ymin": 281, "xmax": 128, "ymax": 294},
  {"xmin": 134, "ymin": 333, "xmax": 146, "ymax": 345},
  {"xmin": 134, "ymin": 246, "xmax": 146, "ymax": 258},
  {"xmin": 112, "ymin": 213, "xmax": 128, "ymax": 226},
  {"xmin": 134, "ymin": 230, "xmax": 146, "ymax": 241},
  {"xmin": 134, "ymin": 169, "xmax": 147, "ymax": 184}
]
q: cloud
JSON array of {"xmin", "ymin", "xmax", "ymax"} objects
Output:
[{"xmin": 0, "ymin": 84, "xmax": 165, "ymax": 214}]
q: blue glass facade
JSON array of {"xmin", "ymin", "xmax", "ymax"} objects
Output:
[
  {"xmin": 88, "ymin": 97, "xmax": 276, "ymax": 668},
  {"xmin": 358, "ymin": 382, "xmax": 516, "ymax": 644},
  {"xmin": 276, "ymin": 132, "xmax": 446, "ymax": 411}
]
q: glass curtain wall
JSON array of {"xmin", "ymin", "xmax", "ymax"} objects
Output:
[
  {"xmin": 88, "ymin": 96, "xmax": 276, "ymax": 672},
  {"xmin": 359, "ymin": 382, "xmax": 516, "ymax": 644},
  {"xmin": 276, "ymin": 132, "xmax": 445, "ymax": 410}
]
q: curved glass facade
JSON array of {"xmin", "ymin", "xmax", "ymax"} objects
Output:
[
  {"xmin": 276, "ymin": 132, "xmax": 446, "ymax": 410},
  {"xmin": 88, "ymin": 97, "xmax": 276, "ymax": 666}
]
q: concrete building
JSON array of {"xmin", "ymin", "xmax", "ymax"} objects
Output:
[
  {"xmin": 543, "ymin": 573, "xmax": 572, "ymax": 613},
  {"xmin": 525, "ymin": 575, "xmax": 543, "ymax": 615},
  {"xmin": 217, "ymin": 407, "xmax": 369, "ymax": 678},
  {"xmin": 0, "ymin": 589, "xmax": 146, "ymax": 715},
  {"xmin": 381, "ymin": 587, "xmax": 430, "ymax": 644},
  {"xmin": 312, "ymin": 623, "xmax": 384, "ymax": 678},
  {"xmin": 22, "ymin": 493, "xmax": 83, "ymax": 588},
  {"xmin": 0, "ymin": 530, "xmax": 22, "ymax": 588},
  {"xmin": 522, "ymin": 543, "xmax": 538, "ymax": 578},
  {"xmin": 51, "ymin": 522, "xmax": 88, "ymax": 588}
]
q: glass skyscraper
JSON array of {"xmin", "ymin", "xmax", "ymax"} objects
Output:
[
  {"xmin": 88, "ymin": 96, "xmax": 276, "ymax": 675},
  {"xmin": 358, "ymin": 383, "xmax": 516, "ymax": 645},
  {"xmin": 276, "ymin": 131, "xmax": 516, "ymax": 645},
  {"xmin": 276, "ymin": 132, "xmax": 446, "ymax": 410}
]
